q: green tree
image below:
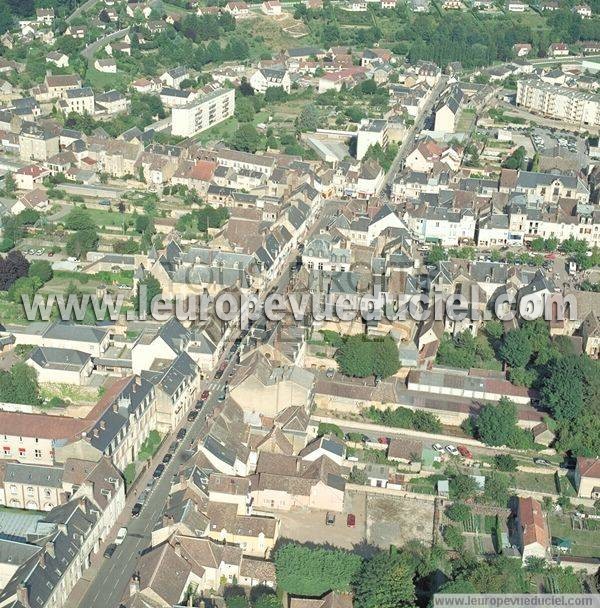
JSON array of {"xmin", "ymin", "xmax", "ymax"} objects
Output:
[
  {"xmin": 499, "ymin": 329, "xmax": 532, "ymax": 368},
  {"xmin": 443, "ymin": 525, "xmax": 465, "ymax": 551},
  {"xmin": 28, "ymin": 260, "xmax": 53, "ymax": 284},
  {"xmin": 317, "ymin": 422, "xmax": 343, "ymax": 438},
  {"xmin": 336, "ymin": 335, "xmax": 375, "ymax": 378},
  {"xmin": 235, "ymin": 96, "xmax": 255, "ymax": 123},
  {"xmin": 66, "ymin": 229, "xmax": 99, "ymax": 259},
  {"xmin": 438, "ymin": 579, "xmax": 478, "ymax": 594},
  {"xmin": 446, "ymin": 503, "xmax": 472, "ymax": 523},
  {"xmin": 349, "ymin": 467, "xmax": 368, "ymax": 484},
  {"xmin": 372, "ymin": 336, "xmax": 400, "ymax": 379},
  {"xmin": 274, "ymin": 544, "xmax": 362, "ymax": 596},
  {"xmin": 8, "ymin": 276, "xmax": 41, "ymax": 303},
  {"xmin": 485, "ymin": 320, "xmax": 504, "ymax": 340},
  {"xmin": 483, "ymin": 471, "xmax": 510, "ymax": 506},
  {"xmin": 540, "ymin": 355, "xmax": 597, "ymax": 422},
  {"xmin": 296, "ymin": 103, "xmax": 320, "ymax": 132},
  {"xmin": 494, "ymin": 454, "xmax": 517, "ymax": 471},
  {"xmin": 252, "ymin": 596, "xmax": 280, "ymax": 608},
  {"xmin": 555, "ymin": 413, "xmax": 600, "ymax": 457},
  {"xmin": 134, "ymin": 275, "xmax": 162, "ymax": 315},
  {"xmin": 449, "ymin": 473, "xmax": 479, "ymax": 500},
  {"xmin": 231, "ymin": 123, "xmax": 261, "ymax": 153},
  {"xmin": 64, "ymin": 207, "xmax": 95, "ymax": 231},
  {"xmin": 477, "ymin": 397, "xmax": 533, "ymax": 449},
  {"xmin": 0, "ymin": 362, "xmax": 41, "ymax": 405},
  {"xmin": 353, "ymin": 551, "xmax": 415, "ymax": 608},
  {"xmin": 426, "ymin": 244, "xmax": 447, "ymax": 264},
  {"xmin": 114, "ymin": 239, "xmax": 140, "ymax": 254},
  {"xmin": 502, "ymin": 146, "xmax": 525, "ymax": 169},
  {"xmin": 135, "ymin": 215, "xmax": 153, "ymax": 234}
]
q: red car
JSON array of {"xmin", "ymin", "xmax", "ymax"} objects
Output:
[
  {"xmin": 200, "ymin": 390, "xmax": 210, "ymax": 400},
  {"xmin": 377, "ymin": 437, "xmax": 390, "ymax": 445},
  {"xmin": 347, "ymin": 513, "xmax": 356, "ymax": 528},
  {"xmin": 457, "ymin": 445, "xmax": 473, "ymax": 459}
]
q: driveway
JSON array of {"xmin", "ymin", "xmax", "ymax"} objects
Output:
[{"xmin": 277, "ymin": 489, "xmax": 435, "ymax": 556}]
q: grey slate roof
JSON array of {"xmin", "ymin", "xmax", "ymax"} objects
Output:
[
  {"xmin": 4, "ymin": 463, "xmax": 63, "ymax": 488},
  {"xmin": 28, "ymin": 347, "xmax": 91, "ymax": 372}
]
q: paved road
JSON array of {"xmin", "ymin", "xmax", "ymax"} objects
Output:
[
  {"xmin": 81, "ymin": 27, "xmax": 130, "ymax": 61},
  {"xmin": 74, "ymin": 198, "xmax": 342, "ymax": 608},
  {"xmin": 67, "ymin": 0, "xmax": 98, "ymax": 23},
  {"xmin": 381, "ymin": 75, "xmax": 448, "ymax": 195}
]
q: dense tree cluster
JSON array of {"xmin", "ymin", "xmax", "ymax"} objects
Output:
[
  {"xmin": 0, "ymin": 362, "xmax": 41, "ymax": 405},
  {"xmin": 476, "ymin": 397, "xmax": 534, "ymax": 450},
  {"xmin": 274, "ymin": 543, "xmax": 362, "ymax": 596},
  {"xmin": 0, "ymin": 250, "xmax": 29, "ymax": 291},
  {"xmin": 436, "ymin": 330, "xmax": 498, "ymax": 370},
  {"xmin": 336, "ymin": 335, "xmax": 400, "ymax": 379},
  {"xmin": 274, "ymin": 540, "xmax": 584, "ymax": 607}
]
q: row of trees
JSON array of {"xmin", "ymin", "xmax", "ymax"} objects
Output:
[
  {"xmin": 365, "ymin": 405, "xmax": 442, "ymax": 434},
  {"xmin": 273, "ymin": 540, "xmax": 584, "ymax": 607}
]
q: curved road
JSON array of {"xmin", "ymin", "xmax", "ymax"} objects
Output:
[{"xmin": 81, "ymin": 27, "xmax": 130, "ymax": 61}]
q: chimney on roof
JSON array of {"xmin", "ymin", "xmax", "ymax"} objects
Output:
[
  {"xmin": 17, "ymin": 584, "xmax": 29, "ymax": 608},
  {"xmin": 93, "ymin": 428, "xmax": 100, "ymax": 438},
  {"xmin": 45, "ymin": 541, "xmax": 55, "ymax": 559},
  {"xmin": 99, "ymin": 420, "xmax": 106, "ymax": 430},
  {"xmin": 173, "ymin": 541, "xmax": 182, "ymax": 556},
  {"xmin": 129, "ymin": 572, "xmax": 140, "ymax": 597}
]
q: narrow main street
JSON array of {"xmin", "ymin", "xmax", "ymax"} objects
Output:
[
  {"xmin": 72, "ymin": 199, "xmax": 342, "ymax": 608},
  {"xmin": 381, "ymin": 75, "xmax": 449, "ymax": 195}
]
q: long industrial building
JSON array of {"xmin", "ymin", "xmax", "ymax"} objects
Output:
[{"xmin": 516, "ymin": 78, "xmax": 600, "ymax": 128}]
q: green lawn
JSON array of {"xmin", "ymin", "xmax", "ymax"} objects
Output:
[
  {"xmin": 85, "ymin": 67, "xmax": 130, "ymax": 91},
  {"xmin": 194, "ymin": 117, "xmax": 240, "ymax": 145},
  {"xmin": 509, "ymin": 471, "xmax": 560, "ymax": 495},
  {"xmin": 0, "ymin": 294, "xmax": 28, "ymax": 323},
  {"xmin": 40, "ymin": 383, "xmax": 100, "ymax": 405},
  {"xmin": 85, "ymin": 208, "xmax": 132, "ymax": 228},
  {"xmin": 549, "ymin": 514, "xmax": 600, "ymax": 558}
]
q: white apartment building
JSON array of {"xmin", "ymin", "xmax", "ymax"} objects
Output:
[
  {"xmin": 63, "ymin": 87, "xmax": 95, "ymax": 115},
  {"xmin": 516, "ymin": 78, "xmax": 600, "ymax": 128},
  {"xmin": 171, "ymin": 87, "xmax": 235, "ymax": 137},
  {"xmin": 356, "ymin": 119, "xmax": 388, "ymax": 160}
]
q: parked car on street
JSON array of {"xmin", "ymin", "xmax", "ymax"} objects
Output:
[
  {"xmin": 115, "ymin": 527, "xmax": 127, "ymax": 545},
  {"xmin": 103, "ymin": 543, "xmax": 117, "ymax": 558},
  {"xmin": 457, "ymin": 445, "xmax": 472, "ymax": 459}
]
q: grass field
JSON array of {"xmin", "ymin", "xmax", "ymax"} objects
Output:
[
  {"xmin": 40, "ymin": 383, "xmax": 100, "ymax": 405},
  {"xmin": 0, "ymin": 295, "xmax": 27, "ymax": 323},
  {"xmin": 85, "ymin": 67, "xmax": 130, "ymax": 91},
  {"xmin": 549, "ymin": 514, "xmax": 600, "ymax": 558},
  {"xmin": 457, "ymin": 108, "xmax": 476, "ymax": 132},
  {"xmin": 509, "ymin": 471, "xmax": 561, "ymax": 495}
]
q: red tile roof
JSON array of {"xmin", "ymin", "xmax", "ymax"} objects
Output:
[
  {"xmin": 518, "ymin": 496, "xmax": 549, "ymax": 549},
  {"xmin": 577, "ymin": 457, "xmax": 600, "ymax": 479}
]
